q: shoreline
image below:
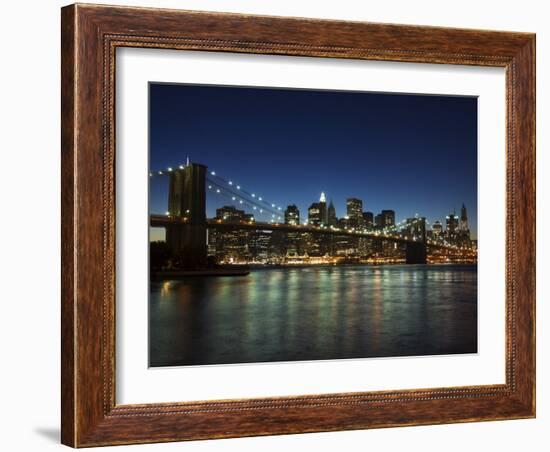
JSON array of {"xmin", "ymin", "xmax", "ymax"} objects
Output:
[
  {"xmin": 152, "ymin": 261, "xmax": 477, "ymax": 278},
  {"xmin": 246, "ymin": 261, "xmax": 477, "ymax": 270}
]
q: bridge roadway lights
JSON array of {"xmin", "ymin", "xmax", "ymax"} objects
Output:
[
  {"xmin": 158, "ymin": 216, "xmax": 432, "ymax": 266},
  {"xmin": 405, "ymin": 241, "xmax": 427, "ymax": 265}
]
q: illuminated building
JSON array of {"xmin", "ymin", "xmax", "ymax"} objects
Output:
[
  {"xmin": 308, "ymin": 203, "xmax": 323, "ymax": 226},
  {"xmin": 319, "ymin": 192, "xmax": 328, "ymax": 225},
  {"xmin": 381, "ymin": 210, "xmax": 395, "ymax": 227},
  {"xmin": 202, "ymin": 195, "xmax": 474, "ymax": 264},
  {"xmin": 334, "ymin": 217, "xmax": 354, "ymax": 255},
  {"xmin": 432, "ymin": 220, "xmax": 443, "ymax": 240},
  {"xmin": 459, "ymin": 203, "xmax": 469, "ymax": 232},
  {"xmin": 249, "ymin": 230, "xmax": 273, "ymax": 262},
  {"xmin": 306, "ymin": 193, "xmax": 329, "ymax": 256},
  {"xmin": 284, "ymin": 204, "xmax": 302, "ymax": 257},
  {"xmin": 363, "ymin": 211, "xmax": 374, "ymax": 229},
  {"xmin": 328, "ymin": 200, "xmax": 337, "ymax": 226},
  {"xmin": 346, "ymin": 198, "xmax": 364, "ymax": 227},
  {"xmin": 210, "ymin": 206, "xmax": 251, "ymax": 262},
  {"xmin": 375, "ymin": 209, "xmax": 395, "ymax": 228},
  {"xmin": 457, "ymin": 203, "xmax": 471, "ymax": 245},
  {"xmin": 284, "ymin": 204, "xmax": 300, "ymax": 225},
  {"xmin": 446, "ymin": 212, "xmax": 459, "ymax": 243}
]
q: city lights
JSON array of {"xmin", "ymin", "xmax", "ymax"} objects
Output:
[
  {"xmin": 153, "ymin": 162, "xmax": 476, "ymax": 266},
  {"xmin": 145, "ymin": 85, "xmax": 480, "ymax": 371}
]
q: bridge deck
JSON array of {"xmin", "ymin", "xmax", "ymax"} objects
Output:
[{"xmin": 150, "ymin": 215, "xmax": 456, "ymax": 250}]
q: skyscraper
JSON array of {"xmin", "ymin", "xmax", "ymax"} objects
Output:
[
  {"xmin": 374, "ymin": 209, "xmax": 395, "ymax": 228},
  {"xmin": 346, "ymin": 198, "xmax": 364, "ymax": 227},
  {"xmin": 458, "ymin": 203, "xmax": 471, "ymax": 244},
  {"xmin": 308, "ymin": 193, "xmax": 328, "ymax": 226},
  {"xmin": 334, "ymin": 217, "xmax": 354, "ymax": 256},
  {"xmin": 446, "ymin": 212, "xmax": 459, "ymax": 243},
  {"xmin": 432, "ymin": 220, "xmax": 443, "ymax": 240},
  {"xmin": 319, "ymin": 192, "xmax": 328, "ymax": 225},
  {"xmin": 249, "ymin": 230, "xmax": 272, "ymax": 262},
  {"xmin": 328, "ymin": 200, "xmax": 337, "ymax": 226},
  {"xmin": 284, "ymin": 204, "xmax": 302, "ymax": 257},
  {"xmin": 308, "ymin": 203, "xmax": 323, "ymax": 226},
  {"xmin": 362, "ymin": 211, "xmax": 374, "ymax": 229},
  {"xmin": 284, "ymin": 204, "xmax": 300, "ymax": 225},
  {"xmin": 306, "ymin": 193, "xmax": 329, "ymax": 256},
  {"xmin": 381, "ymin": 210, "xmax": 395, "ymax": 227},
  {"xmin": 459, "ymin": 203, "xmax": 469, "ymax": 231},
  {"xmin": 212, "ymin": 206, "xmax": 251, "ymax": 262}
]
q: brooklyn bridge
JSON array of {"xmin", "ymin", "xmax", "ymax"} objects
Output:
[{"xmin": 149, "ymin": 162, "xmax": 475, "ymax": 269}]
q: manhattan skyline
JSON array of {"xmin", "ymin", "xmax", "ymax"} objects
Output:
[{"xmin": 149, "ymin": 83, "xmax": 477, "ymax": 240}]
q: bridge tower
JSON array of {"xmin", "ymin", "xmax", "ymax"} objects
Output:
[
  {"xmin": 405, "ymin": 241, "xmax": 427, "ymax": 264},
  {"xmin": 166, "ymin": 163, "xmax": 208, "ymax": 269},
  {"xmin": 405, "ymin": 218, "xmax": 427, "ymax": 264}
]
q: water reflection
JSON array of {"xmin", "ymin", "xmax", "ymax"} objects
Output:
[{"xmin": 149, "ymin": 264, "xmax": 477, "ymax": 367}]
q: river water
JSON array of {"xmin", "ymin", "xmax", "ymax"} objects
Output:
[{"xmin": 149, "ymin": 264, "xmax": 477, "ymax": 367}]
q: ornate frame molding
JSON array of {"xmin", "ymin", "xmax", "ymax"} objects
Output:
[{"xmin": 62, "ymin": 4, "xmax": 535, "ymax": 447}]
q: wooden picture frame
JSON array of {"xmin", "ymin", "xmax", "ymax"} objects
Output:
[{"xmin": 61, "ymin": 3, "xmax": 535, "ymax": 447}]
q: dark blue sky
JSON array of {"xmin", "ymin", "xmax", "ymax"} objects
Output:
[{"xmin": 149, "ymin": 83, "xmax": 477, "ymax": 238}]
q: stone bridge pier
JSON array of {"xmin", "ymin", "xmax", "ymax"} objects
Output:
[
  {"xmin": 165, "ymin": 163, "xmax": 208, "ymax": 269},
  {"xmin": 405, "ymin": 241, "xmax": 427, "ymax": 265}
]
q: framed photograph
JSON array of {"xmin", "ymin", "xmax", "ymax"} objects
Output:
[{"xmin": 61, "ymin": 3, "xmax": 535, "ymax": 447}]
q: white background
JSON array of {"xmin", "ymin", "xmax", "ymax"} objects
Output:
[
  {"xmin": 117, "ymin": 49, "xmax": 505, "ymax": 404},
  {"xmin": 0, "ymin": 1, "xmax": 546, "ymax": 451}
]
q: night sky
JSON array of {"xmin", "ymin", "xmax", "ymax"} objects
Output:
[{"xmin": 149, "ymin": 83, "xmax": 477, "ymax": 240}]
